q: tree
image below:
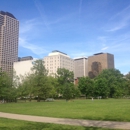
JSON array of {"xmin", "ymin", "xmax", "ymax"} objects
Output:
[
  {"xmin": 17, "ymin": 73, "xmax": 35, "ymax": 102},
  {"xmin": 31, "ymin": 60, "xmax": 52, "ymax": 101},
  {"xmin": 47, "ymin": 76, "xmax": 58, "ymax": 98},
  {"xmin": 125, "ymin": 72, "xmax": 130, "ymax": 96},
  {"xmin": 57, "ymin": 68, "xmax": 74, "ymax": 101},
  {"xmin": 0, "ymin": 69, "xmax": 13, "ymax": 102},
  {"xmin": 78, "ymin": 77, "xmax": 94, "ymax": 98},
  {"xmin": 94, "ymin": 78, "xmax": 109, "ymax": 98},
  {"xmin": 96, "ymin": 69, "xmax": 125, "ymax": 98},
  {"xmin": 16, "ymin": 75, "xmax": 30, "ymax": 102},
  {"xmin": 62, "ymin": 83, "xmax": 73, "ymax": 101},
  {"xmin": 57, "ymin": 68, "xmax": 74, "ymax": 83}
]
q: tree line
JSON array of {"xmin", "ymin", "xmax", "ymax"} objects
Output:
[{"xmin": 0, "ymin": 60, "xmax": 130, "ymax": 102}]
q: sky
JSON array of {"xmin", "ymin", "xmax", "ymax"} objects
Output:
[{"xmin": 0, "ymin": 0, "xmax": 130, "ymax": 74}]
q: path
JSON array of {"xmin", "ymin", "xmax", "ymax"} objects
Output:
[{"xmin": 0, "ymin": 112, "xmax": 130, "ymax": 129}]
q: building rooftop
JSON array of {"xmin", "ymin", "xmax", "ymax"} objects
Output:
[
  {"xmin": 0, "ymin": 11, "xmax": 16, "ymax": 19},
  {"xmin": 94, "ymin": 52, "xmax": 104, "ymax": 55},
  {"xmin": 18, "ymin": 56, "xmax": 33, "ymax": 61},
  {"xmin": 47, "ymin": 50, "xmax": 70, "ymax": 57},
  {"xmin": 74, "ymin": 57, "xmax": 88, "ymax": 60},
  {"xmin": 52, "ymin": 50, "xmax": 67, "ymax": 55}
]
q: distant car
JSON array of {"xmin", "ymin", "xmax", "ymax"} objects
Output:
[{"xmin": 45, "ymin": 98, "xmax": 54, "ymax": 102}]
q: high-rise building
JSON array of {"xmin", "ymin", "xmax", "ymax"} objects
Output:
[
  {"xmin": 44, "ymin": 50, "xmax": 74, "ymax": 76},
  {"xmin": 88, "ymin": 53, "xmax": 114, "ymax": 78},
  {"xmin": 0, "ymin": 11, "xmax": 19, "ymax": 74},
  {"xmin": 74, "ymin": 57, "xmax": 88, "ymax": 79}
]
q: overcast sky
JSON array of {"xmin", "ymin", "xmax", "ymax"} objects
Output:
[{"xmin": 0, "ymin": 0, "xmax": 130, "ymax": 74}]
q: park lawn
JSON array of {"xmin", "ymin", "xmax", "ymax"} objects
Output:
[
  {"xmin": 0, "ymin": 118, "xmax": 120, "ymax": 130},
  {"xmin": 0, "ymin": 99, "xmax": 130, "ymax": 122}
]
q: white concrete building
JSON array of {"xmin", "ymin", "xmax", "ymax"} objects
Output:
[
  {"xmin": 74, "ymin": 57, "xmax": 88, "ymax": 79},
  {"xmin": 44, "ymin": 50, "xmax": 74, "ymax": 76},
  {"xmin": 13, "ymin": 59, "xmax": 35, "ymax": 78}
]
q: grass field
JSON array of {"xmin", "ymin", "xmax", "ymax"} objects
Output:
[
  {"xmin": 0, "ymin": 118, "xmax": 120, "ymax": 130},
  {"xmin": 0, "ymin": 99, "xmax": 130, "ymax": 122}
]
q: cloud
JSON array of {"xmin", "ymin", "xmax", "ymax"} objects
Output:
[
  {"xmin": 20, "ymin": 19, "xmax": 42, "ymax": 35},
  {"xmin": 106, "ymin": 23, "xmax": 127, "ymax": 32},
  {"xmin": 34, "ymin": 0, "xmax": 78, "ymax": 28},
  {"xmin": 101, "ymin": 47, "xmax": 108, "ymax": 50},
  {"xmin": 19, "ymin": 18, "xmax": 49, "ymax": 57},
  {"xmin": 34, "ymin": 0, "xmax": 50, "ymax": 29},
  {"xmin": 19, "ymin": 37, "xmax": 48, "ymax": 57},
  {"xmin": 105, "ymin": 5, "xmax": 130, "ymax": 32}
]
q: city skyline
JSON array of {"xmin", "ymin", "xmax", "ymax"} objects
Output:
[{"xmin": 0, "ymin": 0, "xmax": 130, "ymax": 74}]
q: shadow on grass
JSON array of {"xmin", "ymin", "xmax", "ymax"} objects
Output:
[
  {"xmin": 60, "ymin": 118, "xmax": 123, "ymax": 130},
  {"xmin": 0, "ymin": 120, "xmax": 116, "ymax": 130}
]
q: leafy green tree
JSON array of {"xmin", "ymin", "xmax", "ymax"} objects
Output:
[
  {"xmin": 17, "ymin": 73, "xmax": 35, "ymax": 101},
  {"xmin": 0, "ymin": 68, "xmax": 23, "ymax": 102},
  {"xmin": 97, "ymin": 69, "xmax": 125, "ymax": 98},
  {"xmin": 63, "ymin": 83, "xmax": 74, "ymax": 101},
  {"xmin": 78, "ymin": 77, "xmax": 94, "ymax": 98},
  {"xmin": 57, "ymin": 68, "xmax": 74, "ymax": 82},
  {"xmin": 125, "ymin": 72, "xmax": 130, "ymax": 96},
  {"xmin": 57, "ymin": 68, "xmax": 74, "ymax": 101},
  {"xmin": 16, "ymin": 75, "xmax": 29, "ymax": 102},
  {"xmin": 0, "ymin": 69, "xmax": 13, "ymax": 102},
  {"xmin": 12, "ymin": 70, "xmax": 20, "ymax": 88},
  {"xmin": 31, "ymin": 60, "xmax": 52, "ymax": 101},
  {"xmin": 47, "ymin": 76, "xmax": 58, "ymax": 98},
  {"xmin": 73, "ymin": 85, "xmax": 81, "ymax": 98},
  {"xmin": 94, "ymin": 78, "xmax": 109, "ymax": 98}
]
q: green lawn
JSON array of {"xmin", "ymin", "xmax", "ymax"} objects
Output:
[
  {"xmin": 0, "ymin": 118, "xmax": 120, "ymax": 130},
  {"xmin": 0, "ymin": 99, "xmax": 130, "ymax": 121}
]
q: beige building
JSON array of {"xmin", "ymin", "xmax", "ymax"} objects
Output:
[
  {"xmin": 74, "ymin": 57, "xmax": 88, "ymax": 79},
  {"xmin": 44, "ymin": 50, "xmax": 74, "ymax": 76},
  {"xmin": 88, "ymin": 53, "xmax": 114, "ymax": 78},
  {"xmin": 14, "ymin": 59, "xmax": 35, "ymax": 78},
  {"xmin": 0, "ymin": 11, "xmax": 19, "ymax": 74}
]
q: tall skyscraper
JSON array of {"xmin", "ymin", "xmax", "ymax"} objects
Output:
[{"xmin": 0, "ymin": 11, "xmax": 19, "ymax": 74}]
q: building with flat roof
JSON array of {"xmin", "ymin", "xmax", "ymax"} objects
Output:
[
  {"xmin": 0, "ymin": 11, "xmax": 19, "ymax": 74},
  {"xmin": 44, "ymin": 50, "xmax": 74, "ymax": 76},
  {"xmin": 88, "ymin": 53, "xmax": 114, "ymax": 78},
  {"xmin": 14, "ymin": 56, "xmax": 36, "ymax": 78},
  {"xmin": 74, "ymin": 57, "xmax": 88, "ymax": 79},
  {"xmin": 18, "ymin": 56, "xmax": 33, "ymax": 61}
]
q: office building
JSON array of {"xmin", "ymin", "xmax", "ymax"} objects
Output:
[
  {"xmin": 74, "ymin": 57, "xmax": 88, "ymax": 79},
  {"xmin": 44, "ymin": 50, "xmax": 74, "ymax": 76},
  {"xmin": 88, "ymin": 53, "xmax": 114, "ymax": 78},
  {"xmin": 0, "ymin": 11, "xmax": 19, "ymax": 74},
  {"xmin": 14, "ymin": 59, "xmax": 35, "ymax": 78}
]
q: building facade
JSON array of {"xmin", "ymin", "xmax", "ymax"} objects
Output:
[
  {"xmin": 74, "ymin": 57, "xmax": 88, "ymax": 79},
  {"xmin": 14, "ymin": 59, "xmax": 35, "ymax": 78},
  {"xmin": 44, "ymin": 50, "xmax": 74, "ymax": 76},
  {"xmin": 88, "ymin": 53, "xmax": 114, "ymax": 78},
  {"xmin": 0, "ymin": 11, "xmax": 19, "ymax": 74}
]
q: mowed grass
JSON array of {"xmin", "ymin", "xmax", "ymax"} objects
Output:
[
  {"xmin": 0, "ymin": 99, "xmax": 130, "ymax": 121},
  {"xmin": 0, "ymin": 118, "xmax": 120, "ymax": 130}
]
